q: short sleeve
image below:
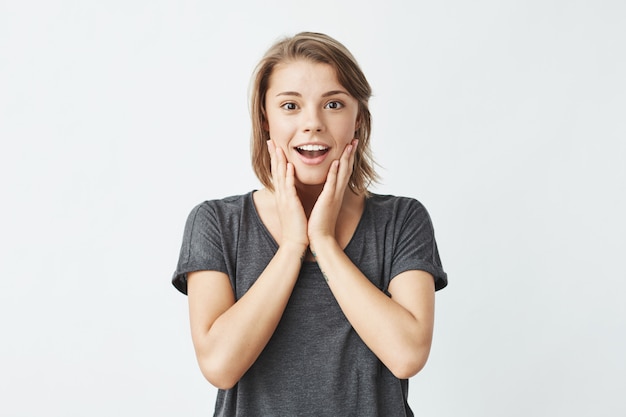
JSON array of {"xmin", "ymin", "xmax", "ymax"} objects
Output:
[
  {"xmin": 390, "ymin": 199, "xmax": 448, "ymax": 291},
  {"xmin": 171, "ymin": 202, "xmax": 228, "ymax": 295}
]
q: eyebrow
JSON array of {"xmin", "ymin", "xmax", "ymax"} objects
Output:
[{"xmin": 275, "ymin": 90, "xmax": 350, "ymax": 98}]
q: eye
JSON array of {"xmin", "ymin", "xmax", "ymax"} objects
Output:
[
  {"xmin": 281, "ymin": 102, "xmax": 298, "ymax": 111},
  {"xmin": 325, "ymin": 101, "xmax": 344, "ymax": 110}
]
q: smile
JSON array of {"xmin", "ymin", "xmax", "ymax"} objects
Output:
[
  {"xmin": 294, "ymin": 144, "xmax": 330, "ymax": 164},
  {"xmin": 296, "ymin": 144, "xmax": 329, "ymax": 156}
]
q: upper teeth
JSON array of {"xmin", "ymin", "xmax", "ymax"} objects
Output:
[{"xmin": 297, "ymin": 145, "xmax": 328, "ymax": 151}]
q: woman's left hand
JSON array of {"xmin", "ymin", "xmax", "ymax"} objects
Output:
[{"xmin": 307, "ymin": 139, "xmax": 357, "ymax": 242}]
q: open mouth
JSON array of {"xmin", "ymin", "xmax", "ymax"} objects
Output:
[{"xmin": 295, "ymin": 144, "xmax": 330, "ymax": 158}]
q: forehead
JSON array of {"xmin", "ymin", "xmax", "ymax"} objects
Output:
[{"xmin": 267, "ymin": 60, "xmax": 343, "ymax": 92}]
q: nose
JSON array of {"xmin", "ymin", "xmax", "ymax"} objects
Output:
[{"xmin": 302, "ymin": 107, "xmax": 325, "ymax": 133}]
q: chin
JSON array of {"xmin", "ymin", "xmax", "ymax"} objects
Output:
[
  {"xmin": 292, "ymin": 166, "xmax": 328, "ymax": 186},
  {"xmin": 294, "ymin": 174, "xmax": 327, "ymax": 188}
]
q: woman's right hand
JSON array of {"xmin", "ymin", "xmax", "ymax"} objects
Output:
[{"xmin": 267, "ymin": 140, "xmax": 309, "ymax": 251}]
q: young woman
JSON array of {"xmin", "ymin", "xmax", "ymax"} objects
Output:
[{"xmin": 172, "ymin": 32, "xmax": 447, "ymax": 416}]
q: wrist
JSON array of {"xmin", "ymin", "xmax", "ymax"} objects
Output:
[
  {"xmin": 308, "ymin": 235, "xmax": 339, "ymax": 257},
  {"xmin": 277, "ymin": 241, "xmax": 309, "ymax": 261}
]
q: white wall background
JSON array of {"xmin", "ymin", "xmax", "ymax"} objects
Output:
[{"xmin": 1, "ymin": 1, "xmax": 624, "ymax": 415}]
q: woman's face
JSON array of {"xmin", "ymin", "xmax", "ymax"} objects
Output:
[{"xmin": 264, "ymin": 60, "xmax": 359, "ymax": 187}]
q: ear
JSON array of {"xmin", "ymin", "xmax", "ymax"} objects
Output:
[
  {"xmin": 355, "ymin": 113, "xmax": 362, "ymax": 131},
  {"xmin": 262, "ymin": 115, "xmax": 269, "ymax": 131}
]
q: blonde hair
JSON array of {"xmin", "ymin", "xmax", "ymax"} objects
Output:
[{"xmin": 250, "ymin": 32, "xmax": 378, "ymax": 194}]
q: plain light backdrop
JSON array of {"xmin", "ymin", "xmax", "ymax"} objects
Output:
[{"xmin": 1, "ymin": 1, "xmax": 625, "ymax": 416}]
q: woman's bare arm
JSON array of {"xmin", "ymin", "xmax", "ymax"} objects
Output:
[
  {"xmin": 310, "ymin": 236, "xmax": 435, "ymax": 379},
  {"xmin": 187, "ymin": 242, "xmax": 306, "ymax": 389}
]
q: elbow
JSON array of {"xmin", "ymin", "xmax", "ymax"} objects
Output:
[
  {"xmin": 387, "ymin": 348, "xmax": 431, "ymax": 380},
  {"xmin": 198, "ymin": 357, "xmax": 241, "ymax": 390},
  {"xmin": 389, "ymin": 358, "xmax": 427, "ymax": 380},
  {"xmin": 206, "ymin": 374, "xmax": 239, "ymax": 391}
]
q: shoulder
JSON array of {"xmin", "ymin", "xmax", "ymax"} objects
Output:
[
  {"xmin": 366, "ymin": 193, "xmax": 430, "ymax": 219},
  {"xmin": 183, "ymin": 191, "xmax": 255, "ymax": 231},
  {"xmin": 364, "ymin": 193, "xmax": 437, "ymax": 239},
  {"xmin": 189, "ymin": 192, "xmax": 253, "ymax": 216}
]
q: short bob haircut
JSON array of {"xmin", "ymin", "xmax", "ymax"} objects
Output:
[{"xmin": 250, "ymin": 32, "xmax": 378, "ymax": 194}]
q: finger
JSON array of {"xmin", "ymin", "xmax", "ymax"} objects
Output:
[
  {"xmin": 347, "ymin": 139, "xmax": 358, "ymax": 167},
  {"xmin": 321, "ymin": 160, "xmax": 340, "ymax": 196},
  {"xmin": 276, "ymin": 145, "xmax": 287, "ymax": 171},
  {"xmin": 285, "ymin": 161, "xmax": 296, "ymax": 193},
  {"xmin": 335, "ymin": 141, "xmax": 355, "ymax": 194},
  {"xmin": 268, "ymin": 139, "xmax": 277, "ymax": 174},
  {"xmin": 274, "ymin": 145, "xmax": 289, "ymax": 190},
  {"xmin": 350, "ymin": 139, "xmax": 358, "ymax": 167},
  {"xmin": 268, "ymin": 140, "xmax": 283, "ymax": 191}
]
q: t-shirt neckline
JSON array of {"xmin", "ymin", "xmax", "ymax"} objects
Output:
[{"xmin": 247, "ymin": 190, "xmax": 369, "ymax": 263}]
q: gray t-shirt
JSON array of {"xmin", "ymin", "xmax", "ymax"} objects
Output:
[{"xmin": 172, "ymin": 191, "xmax": 447, "ymax": 417}]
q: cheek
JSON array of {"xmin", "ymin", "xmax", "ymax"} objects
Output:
[
  {"xmin": 266, "ymin": 120, "xmax": 294, "ymax": 156},
  {"xmin": 266, "ymin": 111, "xmax": 286, "ymax": 133},
  {"xmin": 336, "ymin": 119, "xmax": 358, "ymax": 140},
  {"xmin": 267, "ymin": 125, "xmax": 285, "ymax": 144},
  {"xmin": 342, "ymin": 110, "xmax": 360, "ymax": 137}
]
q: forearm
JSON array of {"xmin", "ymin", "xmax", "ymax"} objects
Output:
[
  {"xmin": 310, "ymin": 236, "xmax": 433, "ymax": 379},
  {"xmin": 195, "ymin": 242, "xmax": 306, "ymax": 388}
]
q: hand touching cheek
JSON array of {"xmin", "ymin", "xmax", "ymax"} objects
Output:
[{"xmin": 307, "ymin": 139, "xmax": 358, "ymax": 242}]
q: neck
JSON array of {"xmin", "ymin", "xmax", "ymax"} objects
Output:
[
  {"xmin": 295, "ymin": 184, "xmax": 324, "ymax": 218},
  {"xmin": 294, "ymin": 184, "xmax": 364, "ymax": 219}
]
